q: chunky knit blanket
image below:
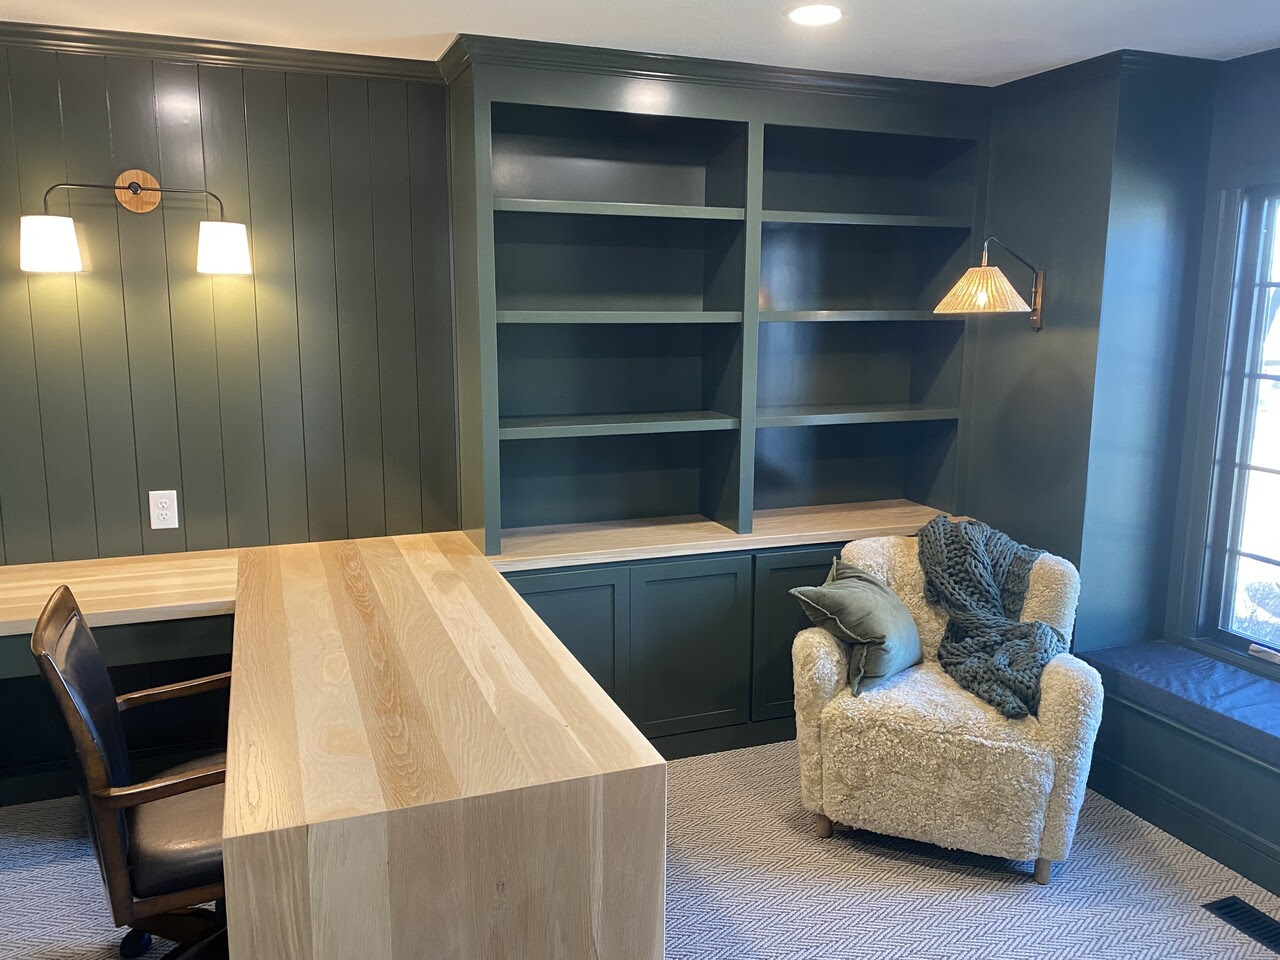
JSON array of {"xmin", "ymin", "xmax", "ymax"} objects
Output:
[{"xmin": 917, "ymin": 515, "xmax": 1067, "ymax": 718}]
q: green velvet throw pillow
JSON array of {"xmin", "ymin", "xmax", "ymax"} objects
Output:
[{"xmin": 790, "ymin": 560, "xmax": 922, "ymax": 694}]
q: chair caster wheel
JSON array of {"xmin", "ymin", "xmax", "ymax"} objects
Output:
[{"xmin": 120, "ymin": 929, "xmax": 152, "ymax": 958}]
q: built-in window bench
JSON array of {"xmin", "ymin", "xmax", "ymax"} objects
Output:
[
  {"xmin": 1082, "ymin": 641, "xmax": 1280, "ymax": 769},
  {"xmin": 1081, "ymin": 641, "xmax": 1280, "ymax": 895}
]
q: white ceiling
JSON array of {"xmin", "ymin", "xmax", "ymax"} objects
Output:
[{"xmin": 3, "ymin": 0, "xmax": 1280, "ymax": 85}]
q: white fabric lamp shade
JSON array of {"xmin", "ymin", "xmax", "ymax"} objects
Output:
[
  {"xmin": 20, "ymin": 215, "xmax": 84, "ymax": 272},
  {"xmin": 934, "ymin": 265, "xmax": 1031, "ymax": 315},
  {"xmin": 196, "ymin": 220, "xmax": 252, "ymax": 275}
]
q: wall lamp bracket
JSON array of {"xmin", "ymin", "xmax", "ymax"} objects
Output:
[
  {"xmin": 934, "ymin": 234, "xmax": 1045, "ymax": 332},
  {"xmin": 982, "ymin": 236, "xmax": 1044, "ymax": 332},
  {"xmin": 41, "ymin": 177, "xmax": 227, "ymax": 220}
]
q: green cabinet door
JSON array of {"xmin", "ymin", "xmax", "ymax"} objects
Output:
[
  {"xmin": 629, "ymin": 554, "xmax": 753, "ymax": 738},
  {"xmin": 505, "ymin": 566, "xmax": 630, "ymax": 707},
  {"xmin": 751, "ymin": 545, "xmax": 841, "ymax": 720}
]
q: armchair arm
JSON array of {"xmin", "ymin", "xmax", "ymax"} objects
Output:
[
  {"xmin": 116, "ymin": 671, "xmax": 230, "ymax": 710},
  {"xmin": 792, "ymin": 627, "xmax": 851, "ymax": 812},
  {"xmin": 1035, "ymin": 653, "xmax": 1104, "ymax": 861},
  {"xmin": 93, "ymin": 762, "xmax": 226, "ymax": 810}
]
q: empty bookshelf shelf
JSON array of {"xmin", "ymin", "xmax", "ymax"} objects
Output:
[
  {"xmin": 761, "ymin": 210, "xmax": 971, "ymax": 229},
  {"xmin": 497, "ymin": 310, "xmax": 743, "ymax": 325},
  {"xmin": 494, "ymin": 198, "xmax": 747, "ymax": 220},
  {"xmin": 759, "ymin": 310, "xmax": 947, "ymax": 323},
  {"xmin": 756, "ymin": 403, "xmax": 961, "ymax": 428},
  {"xmin": 498, "ymin": 411, "xmax": 741, "ymax": 440}
]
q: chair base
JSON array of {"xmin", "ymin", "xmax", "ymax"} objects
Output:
[
  {"xmin": 120, "ymin": 929, "xmax": 152, "ymax": 958},
  {"xmin": 815, "ymin": 813, "xmax": 833, "ymax": 838},
  {"xmin": 1034, "ymin": 858, "xmax": 1052, "ymax": 885},
  {"xmin": 127, "ymin": 903, "xmax": 227, "ymax": 960},
  {"xmin": 159, "ymin": 927, "xmax": 227, "ymax": 960}
]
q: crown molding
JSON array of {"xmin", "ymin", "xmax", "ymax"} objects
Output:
[
  {"xmin": 0, "ymin": 21, "xmax": 444, "ymax": 83},
  {"xmin": 997, "ymin": 48, "xmax": 1217, "ymax": 99},
  {"xmin": 439, "ymin": 34, "xmax": 990, "ymax": 104}
]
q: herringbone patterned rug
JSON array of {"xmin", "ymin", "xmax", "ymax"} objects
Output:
[
  {"xmin": 1, "ymin": 739, "xmax": 1277, "ymax": 958},
  {"xmin": 666, "ymin": 740, "xmax": 1280, "ymax": 959}
]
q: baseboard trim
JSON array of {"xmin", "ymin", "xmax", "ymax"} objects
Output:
[
  {"xmin": 651, "ymin": 716, "xmax": 795, "ymax": 761},
  {"xmin": 1090, "ymin": 753, "xmax": 1280, "ymax": 896}
]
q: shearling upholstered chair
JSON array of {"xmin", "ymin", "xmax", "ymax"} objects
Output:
[{"xmin": 792, "ymin": 534, "xmax": 1104, "ymax": 885}]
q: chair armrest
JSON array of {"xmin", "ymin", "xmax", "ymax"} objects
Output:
[
  {"xmin": 792, "ymin": 627, "xmax": 851, "ymax": 812},
  {"xmin": 93, "ymin": 763, "xmax": 226, "ymax": 810},
  {"xmin": 1035, "ymin": 653, "xmax": 1104, "ymax": 861},
  {"xmin": 116, "ymin": 671, "xmax": 230, "ymax": 710},
  {"xmin": 793, "ymin": 627, "xmax": 850, "ymax": 715}
]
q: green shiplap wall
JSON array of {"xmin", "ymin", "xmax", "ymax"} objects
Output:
[{"xmin": 0, "ymin": 44, "xmax": 457, "ymax": 563}]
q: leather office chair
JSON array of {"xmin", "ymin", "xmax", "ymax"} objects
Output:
[{"xmin": 31, "ymin": 585, "xmax": 230, "ymax": 959}]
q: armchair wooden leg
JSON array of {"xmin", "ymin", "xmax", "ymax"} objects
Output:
[
  {"xmin": 1034, "ymin": 858, "xmax": 1052, "ymax": 885},
  {"xmin": 815, "ymin": 813, "xmax": 833, "ymax": 838}
]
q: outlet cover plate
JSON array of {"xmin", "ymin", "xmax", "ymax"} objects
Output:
[{"xmin": 148, "ymin": 489, "xmax": 180, "ymax": 530}]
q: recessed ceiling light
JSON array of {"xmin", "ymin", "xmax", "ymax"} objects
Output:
[{"xmin": 788, "ymin": 4, "xmax": 843, "ymax": 26}]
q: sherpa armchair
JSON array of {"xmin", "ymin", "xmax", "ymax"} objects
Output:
[{"xmin": 792, "ymin": 535, "xmax": 1104, "ymax": 885}]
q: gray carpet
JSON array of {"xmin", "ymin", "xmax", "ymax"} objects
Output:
[{"xmin": 1, "ymin": 739, "xmax": 1277, "ymax": 959}]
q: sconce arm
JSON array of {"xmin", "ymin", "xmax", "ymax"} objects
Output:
[
  {"xmin": 42, "ymin": 181, "xmax": 227, "ymax": 220},
  {"xmin": 982, "ymin": 235, "xmax": 1045, "ymax": 332}
]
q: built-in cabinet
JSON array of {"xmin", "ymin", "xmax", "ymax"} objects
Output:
[
  {"xmin": 751, "ymin": 545, "xmax": 841, "ymax": 720},
  {"xmin": 629, "ymin": 556, "xmax": 753, "ymax": 738},
  {"xmin": 506, "ymin": 544, "xmax": 840, "ymax": 751},
  {"xmin": 505, "ymin": 565, "xmax": 630, "ymax": 704}
]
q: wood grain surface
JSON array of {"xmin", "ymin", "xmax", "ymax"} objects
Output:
[
  {"xmin": 223, "ymin": 531, "xmax": 665, "ymax": 959},
  {"xmin": 0, "ymin": 547, "xmax": 239, "ymax": 635},
  {"xmin": 492, "ymin": 498, "xmax": 948, "ymax": 571},
  {"xmin": 0, "ymin": 501, "xmax": 945, "ymax": 638}
]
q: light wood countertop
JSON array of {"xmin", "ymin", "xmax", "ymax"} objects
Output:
[
  {"xmin": 223, "ymin": 531, "xmax": 662, "ymax": 838},
  {"xmin": 223, "ymin": 531, "xmax": 666, "ymax": 958},
  {"xmin": 490, "ymin": 499, "xmax": 947, "ymax": 572},
  {"xmin": 0, "ymin": 547, "xmax": 239, "ymax": 637},
  {"xmin": 0, "ymin": 500, "xmax": 945, "ymax": 643}
]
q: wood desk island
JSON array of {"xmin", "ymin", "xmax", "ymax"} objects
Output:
[{"xmin": 223, "ymin": 532, "xmax": 666, "ymax": 959}]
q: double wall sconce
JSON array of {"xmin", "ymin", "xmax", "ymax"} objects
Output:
[
  {"xmin": 935, "ymin": 236, "xmax": 1044, "ymax": 331},
  {"xmin": 20, "ymin": 169, "xmax": 251, "ymax": 275}
]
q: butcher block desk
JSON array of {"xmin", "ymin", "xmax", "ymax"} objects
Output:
[{"xmin": 223, "ymin": 532, "xmax": 666, "ymax": 959}]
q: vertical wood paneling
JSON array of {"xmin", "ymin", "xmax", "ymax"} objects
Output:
[
  {"xmin": 407, "ymin": 83, "xmax": 457, "ymax": 532},
  {"xmin": 107, "ymin": 55, "xmax": 187, "ymax": 555},
  {"xmin": 0, "ymin": 44, "xmax": 456, "ymax": 565},
  {"xmin": 327, "ymin": 76, "xmax": 386, "ymax": 539},
  {"xmin": 285, "ymin": 73, "xmax": 348, "ymax": 542},
  {"xmin": 368, "ymin": 80, "xmax": 421, "ymax": 535},
  {"xmin": 8, "ymin": 48, "xmax": 98, "ymax": 560},
  {"xmin": 199, "ymin": 64, "xmax": 269, "ymax": 547},
  {"xmin": 0, "ymin": 46, "xmax": 50, "ymax": 563},
  {"xmin": 244, "ymin": 69, "xmax": 308, "ymax": 545},
  {"xmin": 57, "ymin": 53, "xmax": 143, "ymax": 558},
  {"xmin": 154, "ymin": 59, "xmax": 227, "ymax": 551}
]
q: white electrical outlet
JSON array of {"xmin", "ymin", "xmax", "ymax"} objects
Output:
[{"xmin": 149, "ymin": 490, "xmax": 180, "ymax": 530}]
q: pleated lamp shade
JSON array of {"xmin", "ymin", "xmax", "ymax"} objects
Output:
[{"xmin": 934, "ymin": 265, "xmax": 1031, "ymax": 315}]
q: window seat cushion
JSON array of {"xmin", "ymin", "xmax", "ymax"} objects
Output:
[{"xmin": 1081, "ymin": 642, "xmax": 1280, "ymax": 770}]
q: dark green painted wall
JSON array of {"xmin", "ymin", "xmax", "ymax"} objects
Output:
[
  {"xmin": 959, "ymin": 61, "xmax": 1119, "ymax": 571},
  {"xmin": 961, "ymin": 54, "xmax": 1214, "ymax": 654},
  {"xmin": 0, "ymin": 42, "xmax": 457, "ymax": 563},
  {"xmin": 967, "ymin": 50, "xmax": 1278, "ymax": 895}
]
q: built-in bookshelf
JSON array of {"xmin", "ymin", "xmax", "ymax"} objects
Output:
[{"xmin": 454, "ymin": 83, "xmax": 985, "ymax": 554}]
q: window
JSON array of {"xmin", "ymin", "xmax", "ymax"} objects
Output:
[{"xmin": 1214, "ymin": 190, "xmax": 1280, "ymax": 651}]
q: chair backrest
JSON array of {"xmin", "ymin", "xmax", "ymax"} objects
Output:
[
  {"xmin": 31, "ymin": 585, "xmax": 134, "ymax": 920},
  {"xmin": 842, "ymin": 535, "xmax": 1081, "ymax": 659}
]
